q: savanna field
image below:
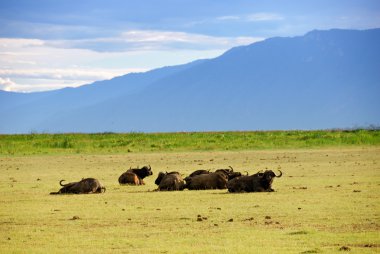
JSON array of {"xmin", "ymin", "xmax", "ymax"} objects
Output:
[{"xmin": 0, "ymin": 130, "xmax": 379, "ymax": 253}]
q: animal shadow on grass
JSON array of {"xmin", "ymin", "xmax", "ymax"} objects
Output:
[
  {"xmin": 210, "ymin": 191, "xmax": 230, "ymax": 195},
  {"xmin": 300, "ymin": 249, "xmax": 321, "ymax": 254},
  {"xmin": 211, "ymin": 191, "xmax": 278, "ymax": 195},
  {"xmin": 123, "ymin": 190, "xmax": 157, "ymax": 194},
  {"xmin": 288, "ymin": 230, "xmax": 309, "ymax": 235}
]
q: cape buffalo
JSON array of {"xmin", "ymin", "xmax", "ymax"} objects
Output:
[
  {"xmin": 50, "ymin": 178, "xmax": 106, "ymax": 194},
  {"xmin": 185, "ymin": 172, "xmax": 228, "ymax": 190},
  {"xmin": 155, "ymin": 171, "xmax": 185, "ymax": 191},
  {"xmin": 188, "ymin": 169, "xmax": 210, "ymax": 178},
  {"xmin": 118, "ymin": 165, "xmax": 153, "ymax": 185},
  {"xmin": 215, "ymin": 166, "xmax": 242, "ymax": 180},
  {"xmin": 227, "ymin": 170, "xmax": 282, "ymax": 193},
  {"xmin": 185, "ymin": 166, "xmax": 240, "ymax": 182}
]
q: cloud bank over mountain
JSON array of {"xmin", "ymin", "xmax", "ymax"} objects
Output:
[
  {"xmin": 1, "ymin": 28, "xmax": 379, "ymax": 133},
  {"xmin": 1, "ymin": 0, "xmax": 379, "ymax": 92}
]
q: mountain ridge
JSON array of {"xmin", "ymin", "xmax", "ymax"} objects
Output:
[{"xmin": 1, "ymin": 28, "xmax": 379, "ymax": 133}]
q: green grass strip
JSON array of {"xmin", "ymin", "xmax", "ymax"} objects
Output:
[{"xmin": 1, "ymin": 129, "xmax": 379, "ymax": 155}]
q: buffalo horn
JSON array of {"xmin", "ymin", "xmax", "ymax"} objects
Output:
[{"xmin": 275, "ymin": 170, "xmax": 283, "ymax": 177}]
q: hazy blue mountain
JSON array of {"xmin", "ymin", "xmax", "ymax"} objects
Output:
[
  {"xmin": 1, "ymin": 29, "xmax": 379, "ymax": 133},
  {"xmin": 0, "ymin": 60, "xmax": 205, "ymax": 133}
]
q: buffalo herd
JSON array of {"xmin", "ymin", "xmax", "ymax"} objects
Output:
[{"xmin": 50, "ymin": 165, "xmax": 282, "ymax": 195}]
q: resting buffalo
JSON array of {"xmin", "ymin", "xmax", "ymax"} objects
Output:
[
  {"xmin": 185, "ymin": 166, "xmax": 239, "ymax": 181},
  {"xmin": 118, "ymin": 165, "xmax": 153, "ymax": 185},
  {"xmin": 215, "ymin": 166, "xmax": 242, "ymax": 180},
  {"xmin": 185, "ymin": 172, "xmax": 228, "ymax": 190},
  {"xmin": 50, "ymin": 178, "xmax": 106, "ymax": 194},
  {"xmin": 227, "ymin": 170, "xmax": 282, "ymax": 193},
  {"xmin": 155, "ymin": 171, "xmax": 185, "ymax": 191},
  {"xmin": 188, "ymin": 169, "xmax": 210, "ymax": 178}
]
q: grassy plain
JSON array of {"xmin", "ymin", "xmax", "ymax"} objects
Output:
[
  {"xmin": 1, "ymin": 130, "xmax": 379, "ymax": 155},
  {"xmin": 0, "ymin": 131, "xmax": 379, "ymax": 253}
]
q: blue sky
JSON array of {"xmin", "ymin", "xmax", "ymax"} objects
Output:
[{"xmin": 1, "ymin": 0, "xmax": 379, "ymax": 92}]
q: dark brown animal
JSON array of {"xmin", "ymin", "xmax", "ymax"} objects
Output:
[
  {"xmin": 185, "ymin": 172, "xmax": 228, "ymax": 190},
  {"xmin": 155, "ymin": 171, "xmax": 185, "ymax": 191},
  {"xmin": 118, "ymin": 165, "xmax": 153, "ymax": 185},
  {"xmin": 227, "ymin": 170, "xmax": 282, "ymax": 193},
  {"xmin": 188, "ymin": 169, "xmax": 210, "ymax": 178},
  {"xmin": 185, "ymin": 166, "xmax": 239, "ymax": 182},
  {"xmin": 215, "ymin": 166, "xmax": 241, "ymax": 180},
  {"xmin": 119, "ymin": 172, "xmax": 141, "ymax": 185},
  {"xmin": 184, "ymin": 169, "xmax": 209, "ymax": 183},
  {"xmin": 50, "ymin": 178, "xmax": 106, "ymax": 194}
]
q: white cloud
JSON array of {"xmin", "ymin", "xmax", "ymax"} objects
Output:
[
  {"xmin": 194, "ymin": 12, "xmax": 285, "ymax": 28},
  {"xmin": 0, "ymin": 38, "xmax": 45, "ymax": 48},
  {"xmin": 0, "ymin": 68, "xmax": 142, "ymax": 81},
  {"xmin": 0, "ymin": 38, "xmax": 150, "ymax": 92},
  {"xmin": 216, "ymin": 16, "xmax": 241, "ymax": 21},
  {"xmin": 247, "ymin": 13, "xmax": 284, "ymax": 22},
  {"xmin": 214, "ymin": 13, "xmax": 284, "ymax": 23},
  {"xmin": 0, "ymin": 31, "xmax": 265, "ymax": 92},
  {"xmin": 42, "ymin": 30, "xmax": 264, "ymax": 52},
  {"xmin": 0, "ymin": 30, "xmax": 264, "ymax": 53},
  {"xmin": 0, "ymin": 77, "xmax": 17, "ymax": 91},
  {"xmin": 0, "ymin": 67, "xmax": 147, "ymax": 92},
  {"xmin": 1, "ymin": 79, "xmax": 93, "ymax": 93},
  {"xmin": 120, "ymin": 30, "xmax": 263, "ymax": 48}
]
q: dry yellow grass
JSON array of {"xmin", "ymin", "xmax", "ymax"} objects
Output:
[{"xmin": 1, "ymin": 147, "xmax": 379, "ymax": 253}]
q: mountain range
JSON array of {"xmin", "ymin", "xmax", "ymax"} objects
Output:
[{"xmin": 1, "ymin": 28, "xmax": 380, "ymax": 133}]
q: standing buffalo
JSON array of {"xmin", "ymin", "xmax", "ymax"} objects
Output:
[
  {"xmin": 227, "ymin": 170, "xmax": 282, "ymax": 193},
  {"xmin": 50, "ymin": 178, "xmax": 106, "ymax": 194},
  {"xmin": 155, "ymin": 171, "xmax": 185, "ymax": 191},
  {"xmin": 118, "ymin": 165, "xmax": 153, "ymax": 185}
]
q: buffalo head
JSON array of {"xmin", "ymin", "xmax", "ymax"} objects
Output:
[
  {"xmin": 155, "ymin": 172, "xmax": 166, "ymax": 185},
  {"xmin": 141, "ymin": 165, "xmax": 153, "ymax": 176}
]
